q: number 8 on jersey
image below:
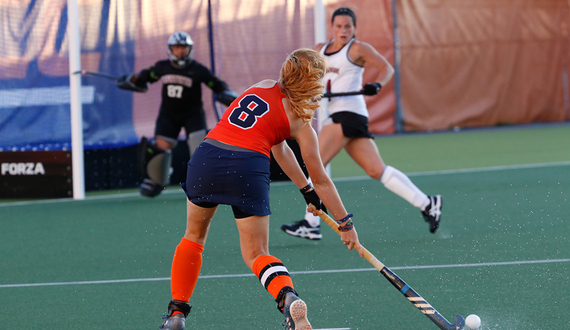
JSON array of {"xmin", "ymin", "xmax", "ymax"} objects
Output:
[{"xmin": 228, "ymin": 94, "xmax": 269, "ymax": 129}]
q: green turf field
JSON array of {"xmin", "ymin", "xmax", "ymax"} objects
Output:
[{"xmin": 1, "ymin": 124, "xmax": 569, "ymax": 329}]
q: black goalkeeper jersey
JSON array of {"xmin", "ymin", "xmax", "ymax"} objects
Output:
[{"xmin": 137, "ymin": 59, "xmax": 228, "ymax": 116}]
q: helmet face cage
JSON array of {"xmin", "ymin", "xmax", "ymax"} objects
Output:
[{"xmin": 167, "ymin": 31, "xmax": 194, "ymax": 67}]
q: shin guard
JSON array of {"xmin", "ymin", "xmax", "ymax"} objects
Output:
[
  {"xmin": 253, "ymin": 255, "xmax": 294, "ymax": 301},
  {"xmin": 170, "ymin": 238, "xmax": 204, "ymax": 302},
  {"xmin": 380, "ymin": 165, "xmax": 429, "ymax": 210}
]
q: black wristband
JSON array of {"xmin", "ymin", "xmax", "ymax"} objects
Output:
[{"xmin": 300, "ymin": 183, "xmax": 313, "ymax": 194}]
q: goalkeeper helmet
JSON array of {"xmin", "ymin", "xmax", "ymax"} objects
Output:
[{"xmin": 167, "ymin": 31, "xmax": 194, "ymax": 67}]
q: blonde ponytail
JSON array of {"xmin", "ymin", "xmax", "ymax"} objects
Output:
[{"xmin": 279, "ymin": 48, "xmax": 326, "ymax": 123}]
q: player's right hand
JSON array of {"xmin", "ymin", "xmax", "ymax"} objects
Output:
[
  {"xmin": 116, "ymin": 74, "xmax": 148, "ymax": 93},
  {"xmin": 361, "ymin": 82, "xmax": 382, "ymax": 96},
  {"xmin": 341, "ymin": 227, "xmax": 363, "ymax": 257}
]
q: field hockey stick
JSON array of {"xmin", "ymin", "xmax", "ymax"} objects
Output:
[
  {"xmin": 322, "ymin": 90, "xmax": 365, "ymax": 98},
  {"xmin": 316, "ymin": 209, "xmax": 465, "ymax": 330},
  {"xmin": 73, "ymin": 70, "xmax": 121, "ymax": 80},
  {"xmin": 323, "ymin": 80, "xmax": 381, "ymax": 99},
  {"xmin": 323, "ymin": 79, "xmax": 365, "ymax": 99}
]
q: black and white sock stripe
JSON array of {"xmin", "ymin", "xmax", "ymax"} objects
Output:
[{"xmin": 258, "ymin": 262, "xmax": 289, "ymax": 289}]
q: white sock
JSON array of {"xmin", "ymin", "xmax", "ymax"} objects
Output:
[
  {"xmin": 380, "ymin": 166, "xmax": 430, "ymax": 210},
  {"xmin": 304, "ymin": 211, "xmax": 321, "ymax": 227}
]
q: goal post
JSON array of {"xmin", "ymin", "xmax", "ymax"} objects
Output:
[{"xmin": 67, "ymin": 0, "xmax": 85, "ymax": 200}]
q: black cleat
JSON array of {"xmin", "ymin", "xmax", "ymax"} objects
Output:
[
  {"xmin": 159, "ymin": 313, "xmax": 185, "ymax": 330},
  {"xmin": 140, "ymin": 178, "xmax": 164, "ymax": 197},
  {"xmin": 422, "ymin": 195, "xmax": 442, "ymax": 233},
  {"xmin": 281, "ymin": 292, "xmax": 312, "ymax": 330},
  {"xmin": 280, "ymin": 220, "xmax": 322, "ymax": 240},
  {"xmin": 159, "ymin": 300, "xmax": 190, "ymax": 330}
]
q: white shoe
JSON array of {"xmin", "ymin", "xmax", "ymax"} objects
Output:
[{"xmin": 280, "ymin": 220, "xmax": 322, "ymax": 240}]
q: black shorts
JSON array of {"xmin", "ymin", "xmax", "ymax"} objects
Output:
[
  {"xmin": 154, "ymin": 109, "xmax": 207, "ymax": 139},
  {"xmin": 181, "ymin": 142, "xmax": 271, "ymax": 218},
  {"xmin": 330, "ymin": 112, "xmax": 374, "ymax": 139}
]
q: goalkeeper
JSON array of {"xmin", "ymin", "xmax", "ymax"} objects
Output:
[
  {"xmin": 116, "ymin": 31, "xmax": 238, "ymax": 197},
  {"xmin": 281, "ymin": 7, "xmax": 442, "ymax": 239}
]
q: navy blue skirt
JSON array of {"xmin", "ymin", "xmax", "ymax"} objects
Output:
[{"xmin": 181, "ymin": 142, "xmax": 271, "ymax": 216}]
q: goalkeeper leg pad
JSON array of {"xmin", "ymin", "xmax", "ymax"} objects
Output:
[
  {"xmin": 138, "ymin": 137, "xmax": 172, "ymax": 197},
  {"xmin": 138, "ymin": 136, "xmax": 157, "ymax": 177},
  {"xmin": 138, "ymin": 136, "xmax": 172, "ymax": 186},
  {"xmin": 146, "ymin": 150, "xmax": 172, "ymax": 187}
]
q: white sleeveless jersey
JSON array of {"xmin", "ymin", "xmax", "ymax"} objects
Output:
[{"xmin": 320, "ymin": 38, "xmax": 368, "ymax": 118}]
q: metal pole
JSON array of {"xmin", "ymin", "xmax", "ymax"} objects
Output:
[
  {"xmin": 314, "ymin": 0, "xmax": 326, "ymax": 134},
  {"xmin": 67, "ymin": 0, "xmax": 85, "ymax": 200},
  {"xmin": 392, "ymin": 0, "xmax": 405, "ymax": 132},
  {"xmin": 314, "ymin": 0, "xmax": 326, "ymax": 44},
  {"xmin": 314, "ymin": 0, "xmax": 331, "ymax": 175},
  {"xmin": 207, "ymin": 0, "xmax": 222, "ymax": 120}
]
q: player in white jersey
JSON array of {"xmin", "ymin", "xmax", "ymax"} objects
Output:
[{"xmin": 281, "ymin": 7, "xmax": 442, "ymax": 240}]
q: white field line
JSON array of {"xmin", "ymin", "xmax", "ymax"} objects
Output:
[
  {"xmin": 1, "ymin": 258, "xmax": 568, "ymax": 289},
  {"xmin": 1, "ymin": 161, "xmax": 569, "ymax": 208},
  {"xmin": 331, "ymin": 160, "xmax": 570, "ymax": 182}
]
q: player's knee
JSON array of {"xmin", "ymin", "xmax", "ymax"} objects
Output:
[
  {"xmin": 183, "ymin": 229, "xmax": 208, "ymax": 245},
  {"xmin": 243, "ymin": 251, "xmax": 269, "ymax": 271},
  {"xmin": 379, "ymin": 165, "xmax": 394, "ymax": 183},
  {"xmin": 156, "ymin": 136, "xmax": 176, "ymax": 150},
  {"xmin": 365, "ymin": 166, "xmax": 383, "ymax": 180}
]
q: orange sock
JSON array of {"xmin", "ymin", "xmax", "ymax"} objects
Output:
[
  {"xmin": 170, "ymin": 238, "xmax": 204, "ymax": 302},
  {"xmin": 252, "ymin": 255, "xmax": 294, "ymax": 300}
]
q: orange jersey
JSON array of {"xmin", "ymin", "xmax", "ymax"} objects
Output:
[{"xmin": 206, "ymin": 83, "xmax": 291, "ymax": 158}]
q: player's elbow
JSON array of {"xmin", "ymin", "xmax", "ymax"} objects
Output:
[
  {"xmin": 310, "ymin": 173, "xmax": 331, "ymax": 188},
  {"xmin": 385, "ymin": 64, "xmax": 395, "ymax": 81}
]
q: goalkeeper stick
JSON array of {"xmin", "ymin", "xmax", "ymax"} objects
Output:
[
  {"xmin": 75, "ymin": 70, "xmax": 147, "ymax": 92},
  {"xmin": 317, "ymin": 210, "xmax": 465, "ymax": 330},
  {"xmin": 73, "ymin": 70, "xmax": 121, "ymax": 80}
]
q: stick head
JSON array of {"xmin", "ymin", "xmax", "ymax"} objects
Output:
[{"xmin": 452, "ymin": 314, "xmax": 465, "ymax": 330}]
